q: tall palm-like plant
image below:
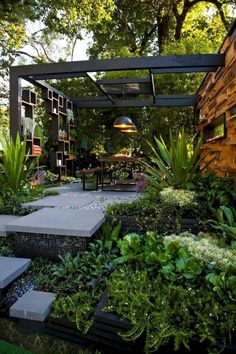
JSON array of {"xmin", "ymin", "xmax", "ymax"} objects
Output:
[
  {"xmin": 144, "ymin": 130, "xmax": 202, "ymax": 189},
  {"xmin": 0, "ymin": 134, "xmax": 37, "ymax": 194}
]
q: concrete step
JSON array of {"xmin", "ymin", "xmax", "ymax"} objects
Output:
[
  {"xmin": 10, "ymin": 290, "xmax": 56, "ymax": 322},
  {"xmin": 22, "ymin": 195, "xmax": 95, "ymax": 210},
  {"xmin": 0, "ymin": 215, "xmax": 21, "ymax": 237},
  {"xmin": 0, "ymin": 256, "xmax": 31, "ymax": 289},
  {"xmin": 6, "ymin": 207, "xmax": 105, "ymax": 237}
]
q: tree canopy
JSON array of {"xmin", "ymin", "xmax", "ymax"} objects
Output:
[{"xmin": 0, "ymin": 0, "xmax": 236, "ymax": 150}]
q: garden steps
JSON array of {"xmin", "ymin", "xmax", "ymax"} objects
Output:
[
  {"xmin": 5, "ymin": 208, "xmax": 105, "ymax": 260},
  {"xmin": 0, "ymin": 256, "xmax": 31, "ymax": 301},
  {"xmin": 0, "ymin": 215, "xmax": 21, "ymax": 237},
  {"xmin": 6, "ymin": 207, "xmax": 105, "ymax": 237},
  {"xmin": 10, "ymin": 290, "xmax": 56, "ymax": 322}
]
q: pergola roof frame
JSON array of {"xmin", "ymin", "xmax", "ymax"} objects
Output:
[{"xmin": 10, "ymin": 53, "xmax": 225, "ymax": 138}]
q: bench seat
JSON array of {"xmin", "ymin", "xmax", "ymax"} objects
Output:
[{"xmin": 79, "ymin": 167, "xmax": 108, "ymax": 190}]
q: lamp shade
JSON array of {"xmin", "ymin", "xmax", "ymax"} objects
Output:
[
  {"xmin": 121, "ymin": 124, "xmax": 138, "ymax": 133},
  {"xmin": 113, "ymin": 116, "xmax": 134, "ymax": 129}
]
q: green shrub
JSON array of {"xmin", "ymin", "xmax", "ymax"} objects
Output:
[
  {"xmin": 105, "ymin": 195, "xmax": 203, "ymax": 234},
  {"xmin": 184, "ymin": 174, "xmax": 236, "ymax": 211},
  {"xmin": 52, "ymin": 291, "xmax": 100, "ymax": 333}
]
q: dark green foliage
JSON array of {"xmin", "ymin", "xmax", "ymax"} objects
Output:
[
  {"xmin": 184, "ymin": 174, "xmax": 236, "ymax": 211},
  {"xmin": 36, "ymin": 239, "xmax": 118, "ymax": 333},
  {"xmin": 105, "ymin": 196, "xmax": 202, "ymax": 234},
  {"xmin": 33, "ymin": 239, "xmax": 118, "ymax": 295},
  {"xmin": 105, "ymin": 232, "xmax": 236, "ymax": 353},
  {"xmin": 106, "ymin": 197, "xmax": 158, "ymax": 218},
  {"xmin": 207, "ymin": 205, "xmax": 236, "ymax": 243},
  {"xmin": 0, "ymin": 237, "xmax": 13, "ymax": 256}
]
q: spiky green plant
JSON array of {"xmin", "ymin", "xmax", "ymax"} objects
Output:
[
  {"xmin": 207, "ymin": 205, "xmax": 236, "ymax": 241},
  {"xmin": 144, "ymin": 129, "xmax": 202, "ymax": 189},
  {"xmin": 0, "ymin": 134, "xmax": 37, "ymax": 194}
]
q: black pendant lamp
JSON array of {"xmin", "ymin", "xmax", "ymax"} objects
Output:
[{"xmin": 113, "ymin": 82, "xmax": 137, "ymax": 131}]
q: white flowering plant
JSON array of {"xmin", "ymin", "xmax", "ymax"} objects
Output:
[{"xmin": 160, "ymin": 187, "xmax": 197, "ymax": 209}]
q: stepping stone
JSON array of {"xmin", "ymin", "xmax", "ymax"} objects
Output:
[
  {"xmin": 6, "ymin": 207, "xmax": 105, "ymax": 237},
  {"xmin": 0, "ymin": 215, "xmax": 21, "ymax": 236},
  {"xmin": 10, "ymin": 290, "xmax": 56, "ymax": 321},
  {"xmin": 22, "ymin": 195, "xmax": 94, "ymax": 210},
  {"xmin": 0, "ymin": 256, "xmax": 31, "ymax": 289}
]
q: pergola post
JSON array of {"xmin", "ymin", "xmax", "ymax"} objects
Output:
[{"xmin": 10, "ymin": 68, "xmax": 22, "ymax": 140}]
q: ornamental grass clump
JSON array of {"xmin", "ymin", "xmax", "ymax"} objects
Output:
[
  {"xmin": 144, "ymin": 129, "xmax": 202, "ymax": 189},
  {"xmin": 0, "ymin": 134, "xmax": 37, "ymax": 194}
]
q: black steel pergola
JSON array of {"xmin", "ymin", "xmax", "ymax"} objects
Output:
[{"xmin": 10, "ymin": 53, "xmax": 225, "ymax": 138}]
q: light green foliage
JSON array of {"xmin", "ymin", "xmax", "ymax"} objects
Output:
[
  {"xmin": 106, "ymin": 265, "xmax": 236, "ymax": 353},
  {"xmin": 52, "ymin": 291, "xmax": 99, "ymax": 333},
  {"xmin": 144, "ymin": 129, "xmax": 201, "ymax": 189},
  {"xmin": 160, "ymin": 187, "xmax": 197, "ymax": 208},
  {"xmin": 0, "ymin": 134, "xmax": 37, "ymax": 194},
  {"xmin": 0, "ymin": 107, "xmax": 9, "ymax": 136},
  {"xmin": 164, "ymin": 232, "xmax": 236, "ymax": 269},
  {"xmin": 89, "ymin": 1, "xmax": 233, "ymax": 57}
]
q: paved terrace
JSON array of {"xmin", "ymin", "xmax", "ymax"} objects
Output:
[
  {"xmin": 1, "ymin": 183, "xmax": 140, "ymax": 247},
  {"xmin": 22, "ymin": 182, "xmax": 139, "ymax": 210}
]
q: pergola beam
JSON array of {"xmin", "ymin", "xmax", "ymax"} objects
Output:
[
  {"xmin": 25, "ymin": 72, "xmax": 87, "ymax": 80},
  {"xmin": 152, "ymin": 66, "xmax": 219, "ymax": 74},
  {"xmin": 11, "ymin": 54, "xmax": 224, "ymax": 77},
  {"xmin": 75, "ymin": 95, "xmax": 197, "ymax": 108},
  {"xmin": 96, "ymin": 78, "xmax": 151, "ymax": 85}
]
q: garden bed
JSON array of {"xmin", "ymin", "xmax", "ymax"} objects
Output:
[
  {"xmin": 0, "ymin": 293, "xmax": 235, "ymax": 354},
  {"xmin": 110, "ymin": 215, "xmax": 201, "ymax": 235}
]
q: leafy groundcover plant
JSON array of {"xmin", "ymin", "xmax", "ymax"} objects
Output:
[
  {"xmin": 30, "ymin": 224, "xmax": 236, "ymax": 353},
  {"xmin": 31, "ymin": 224, "xmax": 122, "ymax": 332},
  {"xmin": 105, "ymin": 231, "xmax": 236, "ymax": 353}
]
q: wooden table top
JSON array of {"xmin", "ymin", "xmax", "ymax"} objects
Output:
[{"xmin": 99, "ymin": 156, "xmax": 145, "ymax": 162}]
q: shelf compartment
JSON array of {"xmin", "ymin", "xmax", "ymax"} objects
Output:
[
  {"xmin": 22, "ymin": 90, "xmax": 37, "ymax": 105},
  {"xmin": 42, "ymin": 88, "xmax": 53, "ymax": 101}
]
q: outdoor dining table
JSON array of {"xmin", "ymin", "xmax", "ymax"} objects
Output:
[{"xmin": 98, "ymin": 156, "xmax": 145, "ymax": 190}]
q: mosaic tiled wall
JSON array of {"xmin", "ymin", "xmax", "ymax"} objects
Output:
[{"xmin": 12, "ymin": 232, "xmax": 89, "ymax": 261}]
